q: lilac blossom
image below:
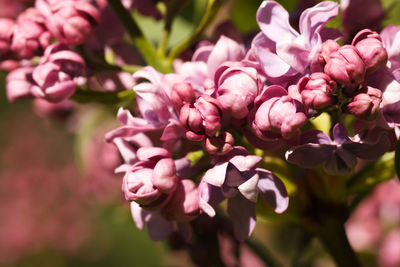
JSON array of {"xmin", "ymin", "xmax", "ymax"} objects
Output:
[
  {"xmin": 352, "ymin": 29, "xmax": 388, "ymax": 74},
  {"xmin": 346, "ymin": 86, "xmax": 382, "ymax": 120},
  {"xmin": 250, "ymin": 85, "xmax": 307, "ymax": 142},
  {"xmin": 6, "ymin": 66, "xmax": 35, "ymax": 102},
  {"xmin": 105, "ymin": 67, "xmax": 186, "ymax": 149},
  {"xmin": 215, "ymin": 63, "xmax": 261, "ymax": 120},
  {"xmin": 324, "ymin": 45, "xmax": 366, "ymax": 86},
  {"xmin": 380, "ymin": 25, "xmax": 400, "ymax": 82},
  {"xmin": 199, "ymin": 147, "xmax": 288, "ymax": 241},
  {"xmin": 179, "ymin": 94, "xmax": 223, "ymax": 141},
  {"xmin": 286, "ymin": 123, "xmax": 391, "ymax": 175},
  {"xmin": 11, "ymin": 8, "xmax": 51, "ymax": 58},
  {"xmin": 0, "ymin": 18, "xmax": 15, "ymax": 56},
  {"xmin": 298, "ymin": 72, "xmax": 337, "ymax": 110},
  {"xmin": 36, "ymin": 0, "xmax": 100, "ymax": 45},
  {"xmin": 253, "ymin": 0, "xmax": 339, "ymax": 82},
  {"xmin": 30, "ymin": 43, "xmax": 85, "ymax": 102},
  {"xmin": 174, "ymin": 36, "xmax": 245, "ymax": 92}
]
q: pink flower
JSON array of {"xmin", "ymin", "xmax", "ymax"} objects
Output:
[
  {"xmin": 199, "ymin": 147, "xmax": 288, "ymax": 241},
  {"xmin": 215, "ymin": 63, "xmax": 261, "ymax": 119},
  {"xmin": 179, "ymin": 94, "xmax": 223, "ymax": 141},
  {"xmin": 11, "ymin": 8, "xmax": 51, "ymax": 58},
  {"xmin": 352, "ymin": 29, "xmax": 388, "ymax": 74},
  {"xmin": 299, "ymin": 72, "xmax": 337, "ymax": 109},
  {"xmin": 346, "ymin": 86, "xmax": 382, "ymax": 120},
  {"xmin": 253, "ymin": 1, "xmax": 339, "ymax": 82},
  {"xmin": 251, "ymin": 85, "xmax": 307, "ymax": 141},
  {"xmin": 6, "ymin": 66, "xmax": 35, "ymax": 102},
  {"xmin": 0, "ymin": 18, "xmax": 15, "ymax": 56},
  {"xmin": 36, "ymin": 0, "xmax": 100, "ymax": 45},
  {"xmin": 324, "ymin": 45, "xmax": 366, "ymax": 86}
]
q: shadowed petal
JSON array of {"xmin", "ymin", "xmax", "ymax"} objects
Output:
[
  {"xmin": 228, "ymin": 194, "xmax": 256, "ymax": 241},
  {"xmin": 286, "ymin": 143, "xmax": 336, "ymax": 168},
  {"xmin": 257, "ymin": 169, "xmax": 289, "ymax": 213}
]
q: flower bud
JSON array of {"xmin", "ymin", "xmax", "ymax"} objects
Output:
[
  {"xmin": 0, "ymin": 18, "xmax": 15, "ymax": 56},
  {"xmin": 162, "ymin": 179, "xmax": 200, "ymax": 222},
  {"xmin": 352, "ymin": 29, "xmax": 388, "ymax": 74},
  {"xmin": 11, "ymin": 8, "xmax": 51, "ymax": 58},
  {"xmin": 170, "ymin": 82, "xmax": 196, "ymax": 109},
  {"xmin": 311, "ymin": 39, "xmax": 340, "ymax": 71},
  {"xmin": 324, "ymin": 45, "xmax": 366, "ymax": 87},
  {"xmin": 202, "ymin": 131, "xmax": 234, "ymax": 155},
  {"xmin": 253, "ymin": 92, "xmax": 307, "ymax": 140},
  {"xmin": 36, "ymin": 0, "xmax": 100, "ymax": 45},
  {"xmin": 6, "ymin": 66, "xmax": 34, "ymax": 102},
  {"xmin": 122, "ymin": 147, "xmax": 178, "ymax": 210},
  {"xmin": 346, "ymin": 86, "xmax": 382, "ymax": 120},
  {"xmin": 180, "ymin": 95, "xmax": 222, "ymax": 141},
  {"xmin": 215, "ymin": 65, "xmax": 259, "ymax": 119},
  {"xmin": 299, "ymin": 72, "xmax": 337, "ymax": 109}
]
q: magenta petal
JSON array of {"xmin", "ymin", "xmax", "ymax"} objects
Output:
[
  {"xmin": 342, "ymin": 134, "xmax": 391, "ymax": 160},
  {"xmin": 160, "ymin": 119, "xmax": 185, "ymax": 141},
  {"xmin": 237, "ymin": 171, "xmax": 259, "ymax": 203},
  {"xmin": 300, "ymin": 130, "xmax": 332, "ymax": 144},
  {"xmin": 285, "ymin": 143, "xmax": 336, "ymax": 168},
  {"xmin": 152, "ymin": 158, "xmax": 178, "ymax": 194},
  {"xmin": 136, "ymin": 147, "xmax": 170, "ymax": 161},
  {"xmin": 324, "ymin": 148, "xmax": 357, "ymax": 176},
  {"xmin": 276, "ymin": 42, "xmax": 310, "ymax": 73},
  {"xmin": 299, "ymin": 1, "xmax": 339, "ymax": 45},
  {"xmin": 256, "ymin": 1, "xmax": 298, "ymax": 43},
  {"xmin": 227, "ymin": 194, "xmax": 256, "ymax": 241},
  {"xmin": 257, "ymin": 169, "xmax": 289, "ymax": 214},
  {"xmin": 199, "ymin": 181, "xmax": 224, "ymax": 217},
  {"xmin": 203, "ymin": 162, "xmax": 229, "ymax": 187},
  {"xmin": 229, "ymin": 155, "xmax": 262, "ymax": 172},
  {"xmin": 130, "ymin": 202, "xmax": 145, "ymax": 230},
  {"xmin": 332, "ymin": 123, "xmax": 351, "ymax": 144},
  {"xmin": 145, "ymin": 210, "xmax": 174, "ymax": 241}
]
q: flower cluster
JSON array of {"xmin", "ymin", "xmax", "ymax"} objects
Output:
[{"xmin": 3, "ymin": 1, "xmax": 400, "ymax": 261}]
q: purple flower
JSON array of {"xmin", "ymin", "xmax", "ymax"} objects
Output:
[
  {"xmin": 179, "ymin": 94, "xmax": 222, "ymax": 141},
  {"xmin": 30, "ymin": 43, "xmax": 85, "ymax": 102},
  {"xmin": 352, "ymin": 29, "xmax": 388, "ymax": 74},
  {"xmin": 36, "ymin": 0, "xmax": 100, "ymax": 45},
  {"xmin": 6, "ymin": 66, "xmax": 35, "ymax": 102},
  {"xmin": 174, "ymin": 36, "xmax": 245, "ymax": 91},
  {"xmin": 202, "ymin": 131, "xmax": 235, "ymax": 156},
  {"xmin": 215, "ymin": 63, "xmax": 261, "ymax": 119},
  {"xmin": 250, "ymin": 85, "xmax": 307, "ymax": 141},
  {"xmin": 122, "ymin": 147, "xmax": 178, "ymax": 209},
  {"xmin": 199, "ymin": 147, "xmax": 289, "ymax": 241},
  {"xmin": 253, "ymin": 0, "xmax": 339, "ymax": 82},
  {"xmin": 380, "ymin": 25, "xmax": 400, "ymax": 82},
  {"xmin": 105, "ymin": 67, "xmax": 186, "ymax": 148},
  {"xmin": 0, "ymin": 18, "xmax": 15, "ymax": 56},
  {"xmin": 324, "ymin": 45, "xmax": 366, "ymax": 86},
  {"xmin": 346, "ymin": 86, "xmax": 382, "ymax": 120},
  {"xmin": 286, "ymin": 123, "xmax": 391, "ymax": 175},
  {"xmin": 298, "ymin": 72, "xmax": 337, "ymax": 109},
  {"xmin": 11, "ymin": 8, "xmax": 51, "ymax": 58}
]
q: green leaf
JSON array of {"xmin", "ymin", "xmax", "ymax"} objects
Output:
[{"xmin": 382, "ymin": 0, "xmax": 400, "ymax": 26}]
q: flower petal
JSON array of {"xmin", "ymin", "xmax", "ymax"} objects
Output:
[
  {"xmin": 227, "ymin": 194, "xmax": 256, "ymax": 241},
  {"xmin": 257, "ymin": 169, "xmax": 289, "ymax": 213}
]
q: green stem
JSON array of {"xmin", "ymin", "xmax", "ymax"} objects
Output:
[
  {"xmin": 317, "ymin": 217, "xmax": 360, "ymax": 267},
  {"xmin": 71, "ymin": 89, "xmax": 135, "ymax": 105},
  {"xmin": 157, "ymin": 0, "xmax": 191, "ymax": 56},
  {"xmin": 107, "ymin": 0, "xmax": 171, "ymax": 73},
  {"xmin": 167, "ymin": 0, "xmax": 225, "ymax": 61}
]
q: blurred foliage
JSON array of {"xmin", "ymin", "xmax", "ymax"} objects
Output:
[{"xmin": 382, "ymin": 0, "xmax": 400, "ymax": 26}]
